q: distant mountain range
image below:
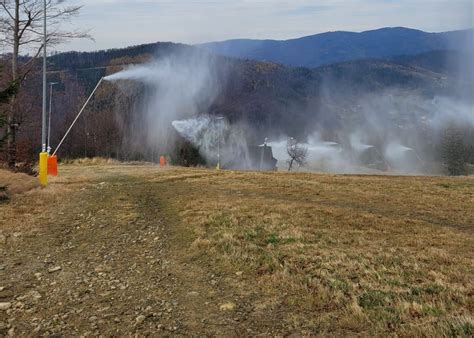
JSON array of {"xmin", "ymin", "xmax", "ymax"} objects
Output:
[{"xmin": 199, "ymin": 27, "xmax": 473, "ymax": 68}]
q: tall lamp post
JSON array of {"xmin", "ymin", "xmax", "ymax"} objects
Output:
[
  {"xmin": 39, "ymin": 0, "xmax": 48, "ymax": 186},
  {"xmin": 47, "ymin": 82, "xmax": 59, "ymax": 154},
  {"xmin": 213, "ymin": 116, "xmax": 224, "ymax": 170}
]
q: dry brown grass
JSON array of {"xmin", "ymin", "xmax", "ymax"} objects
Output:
[
  {"xmin": 60, "ymin": 157, "xmax": 119, "ymax": 166},
  {"xmin": 1, "ymin": 164, "xmax": 472, "ymax": 335},
  {"xmin": 0, "ymin": 169, "xmax": 38, "ymax": 196},
  {"xmin": 156, "ymin": 170, "xmax": 474, "ymax": 336}
]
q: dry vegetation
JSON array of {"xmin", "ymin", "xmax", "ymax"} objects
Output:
[
  {"xmin": 1, "ymin": 164, "xmax": 473, "ymax": 336},
  {"xmin": 158, "ymin": 170, "xmax": 474, "ymax": 336},
  {"xmin": 0, "ymin": 169, "xmax": 38, "ymax": 198},
  {"xmin": 60, "ymin": 157, "xmax": 119, "ymax": 166}
]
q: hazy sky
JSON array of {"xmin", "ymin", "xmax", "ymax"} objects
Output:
[{"xmin": 59, "ymin": 0, "xmax": 473, "ymax": 52}]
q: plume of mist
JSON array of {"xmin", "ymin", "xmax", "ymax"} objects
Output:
[
  {"xmin": 384, "ymin": 142, "xmax": 423, "ymax": 173},
  {"xmin": 104, "ymin": 50, "xmax": 223, "ymax": 155},
  {"xmin": 171, "ymin": 116, "xmax": 225, "ymax": 162},
  {"xmin": 172, "ymin": 115, "xmax": 252, "ymax": 167},
  {"xmin": 349, "ymin": 133, "xmax": 375, "ymax": 152},
  {"xmin": 306, "ymin": 86, "xmax": 473, "ymax": 174},
  {"xmin": 426, "ymin": 97, "xmax": 474, "ymax": 130},
  {"xmin": 101, "ymin": 32, "xmax": 472, "ymax": 175}
]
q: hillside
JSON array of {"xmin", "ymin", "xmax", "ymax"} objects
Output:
[
  {"xmin": 214, "ymin": 57, "xmax": 457, "ymax": 135},
  {"xmin": 199, "ymin": 27, "xmax": 473, "ymax": 68},
  {"xmin": 5, "ymin": 40, "xmax": 473, "ymax": 171},
  {"xmin": 48, "ymin": 42, "xmax": 190, "ymax": 71}
]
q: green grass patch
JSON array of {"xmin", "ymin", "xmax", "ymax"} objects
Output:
[
  {"xmin": 410, "ymin": 286, "xmax": 422, "ymax": 296},
  {"xmin": 437, "ymin": 183, "xmax": 454, "ymax": 189},
  {"xmin": 424, "ymin": 283, "xmax": 445, "ymax": 295},
  {"xmin": 422, "ymin": 306, "xmax": 444, "ymax": 317},
  {"xmin": 330, "ymin": 278, "xmax": 351, "ymax": 293},
  {"xmin": 445, "ymin": 320, "xmax": 474, "ymax": 337},
  {"xmin": 358, "ymin": 290, "xmax": 393, "ymax": 309},
  {"xmin": 266, "ymin": 233, "xmax": 280, "ymax": 245}
]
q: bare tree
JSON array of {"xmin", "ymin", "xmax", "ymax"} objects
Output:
[
  {"xmin": 0, "ymin": 0, "xmax": 91, "ymax": 167},
  {"xmin": 287, "ymin": 137, "xmax": 307, "ymax": 172}
]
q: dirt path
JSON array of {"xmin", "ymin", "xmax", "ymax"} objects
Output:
[{"xmin": 0, "ymin": 166, "xmax": 262, "ymax": 336}]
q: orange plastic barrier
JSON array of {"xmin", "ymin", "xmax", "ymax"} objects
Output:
[
  {"xmin": 160, "ymin": 156, "xmax": 167, "ymax": 167},
  {"xmin": 47, "ymin": 155, "xmax": 58, "ymax": 176}
]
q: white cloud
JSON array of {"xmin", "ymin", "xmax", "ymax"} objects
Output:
[{"xmin": 57, "ymin": 0, "xmax": 473, "ymax": 52}]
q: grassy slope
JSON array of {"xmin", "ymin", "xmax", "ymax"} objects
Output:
[
  {"xmin": 1, "ymin": 164, "xmax": 473, "ymax": 336},
  {"xmin": 158, "ymin": 169, "xmax": 474, "ymax": 336}
]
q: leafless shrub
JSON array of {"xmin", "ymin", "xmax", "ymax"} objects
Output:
[{"xmin": 287, "ymin": 137, "xmax": 307, "ymax": 172}]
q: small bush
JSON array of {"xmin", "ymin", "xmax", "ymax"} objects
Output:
[{"xmin": 442, "ymin": 124, "xmax": 468, "ymax": 176}]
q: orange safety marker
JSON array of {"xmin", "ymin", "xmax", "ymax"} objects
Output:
[
  {"xmin": 159, "ymin": 156, "xmax": 167, "ymax": 167},
  {"xmin": 47, "ymin": 155, "xmax": 58, "ymax": 176}
]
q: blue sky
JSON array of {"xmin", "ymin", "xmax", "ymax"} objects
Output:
[{"xmin": 60, "ymin": 0, "xmax": 474, "ymax": 52}]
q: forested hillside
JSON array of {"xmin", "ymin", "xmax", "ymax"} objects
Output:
[{"xmin": 1, "ymin": 41, "xmax": 473, "ymax": 170}]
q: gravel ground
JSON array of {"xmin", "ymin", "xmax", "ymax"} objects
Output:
[{"xmin": 0, "ymin": 166, "xmax": 262, "ymax": 336}]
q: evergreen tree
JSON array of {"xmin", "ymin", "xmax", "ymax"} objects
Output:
[
  {"xmin": 442, "ymin": 124, "xmax": 467, "ymax": 176},
  {"xmin": 0, "ymin": 79, "xmax": 19, "ymax": 148}
]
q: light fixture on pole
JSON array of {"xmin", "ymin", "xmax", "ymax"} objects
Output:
[{"xmin": 47, "ymin": 82, "xmax": 59, "ymax": 155}]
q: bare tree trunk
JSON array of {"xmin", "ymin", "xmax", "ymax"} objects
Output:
[
  {"xmin": 7, "ymin": 108, "xmax": 17, "ymax": 168},
  {"xmin": 7, "ymin": 0, "xmax": 20, "ymax": 168},
  {"xmin": 288, "ymin": 158, "xmax": 294, "ymax": 172}
]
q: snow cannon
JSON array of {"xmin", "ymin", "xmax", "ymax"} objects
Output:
[{"xmin": 47, "ymin": 155, "xmax": 58, "ymax": 176}]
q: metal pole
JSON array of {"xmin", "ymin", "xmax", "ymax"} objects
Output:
[
  {"xmin": 48, "ymin": 83, "xmax": 52, "ymax": 153},
  {"xmin": 47, "ymin": 82, "xmax": 58, "ymax": 154},
  {"xmin": 42, "ymin": 0, "xmax": 47, "ymax": 152},
  {"xmin": 53, "ymin": 77, "xmax": 104, "ymax": 156},
  {"xmin": 217, "ymin": 138, "xmax": 220, "ymax": 170},
  {"xmin": 213, "ymin": 116, "xmax": 224, "ymax": 170},
  {"xmin": 38, "ymin": 0, "xmax": 48, "ymax": 187}
]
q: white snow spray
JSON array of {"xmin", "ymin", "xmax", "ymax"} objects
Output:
[
  {"xmin": 172, "ymin": 115, "xmax": 252, "ymax": 167},
  {"xmin": 171, "ymin": 116, "xmax": 225, "ymax": 162},
  {"xmin": 104, "ymin": 50, "xmax": 222, "ymax": 156}
]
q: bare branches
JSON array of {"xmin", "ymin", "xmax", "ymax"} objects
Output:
[
  {"xmin": 1, "ymin": 0, "xmax": 91, "ymax": 73},
  {"xmin": 287, "ymin": 137, "xmax": 308, "ymax": 172},
  {"xmin": 0, "ymin": 2, "xmax": 16, "ymax": 21}
]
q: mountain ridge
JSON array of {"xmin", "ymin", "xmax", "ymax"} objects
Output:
[{"xmin": 198, "ymin": 27, "xmax": 473, "ymax": 68}]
